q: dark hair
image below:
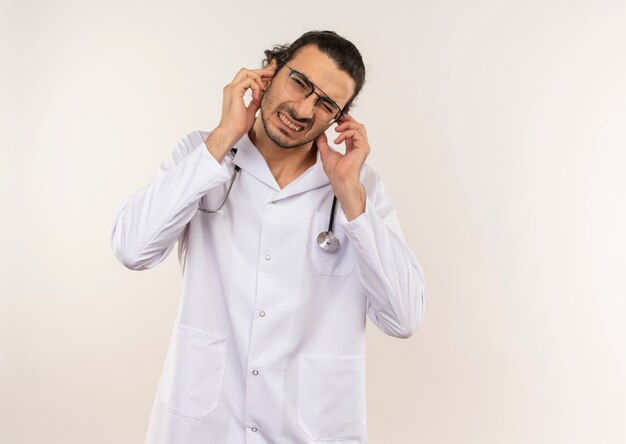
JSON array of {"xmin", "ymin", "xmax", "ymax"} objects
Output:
[{"xmin": 262, "ymin": 30, "xmax": 365, "ymax": 113}]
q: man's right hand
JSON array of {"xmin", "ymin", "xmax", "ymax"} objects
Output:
[{"xmin": 205, "ymin": 68, "xmax": 275, "ymax": 162}]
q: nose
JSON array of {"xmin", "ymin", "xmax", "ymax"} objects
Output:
[{"xmin": 291, "ymin": 93, "xmax": 318, "ymax": 121}]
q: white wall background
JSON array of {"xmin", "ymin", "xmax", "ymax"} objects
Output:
[{"xmin": 2, "ymin": 0, "xmax": 625, "ymax": 442}]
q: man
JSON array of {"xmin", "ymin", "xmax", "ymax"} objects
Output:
[{"xmin": 110, "ymin": 30, "xmax": 426, "ymax": 444}]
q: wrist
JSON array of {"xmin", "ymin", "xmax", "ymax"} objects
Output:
[
  {"xmin": 205, "ymin": 127, "xmax": 240, "ymax": 162},
  {"xmin": 334, "ymin": 182, "xmax": 366, "ymax": 221}
]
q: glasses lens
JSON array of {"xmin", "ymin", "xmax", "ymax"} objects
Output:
[
  {"xmin": 284, "ymin": 68, "xmax": 341, "ymax": 123},
  {"xmin": 316, "ymin": 98, "xmax": 340, "ymax": 123},
  {"xmin": 285, "ymin": 71, "xmax": 311, "ymax": 98}
]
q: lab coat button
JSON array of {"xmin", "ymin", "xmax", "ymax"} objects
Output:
[
  {"xmin": 250, "ymin": 426, "xmax": 258, "ymax": 432},
  {"xmin": 252, "ymin": 369, "xmax": 259, "ymax": 375},
  {"xmin": 265, "ymin": 254, "xmax": 271, "ymax": 261},
  {"xmin": 272, "ymin": 200, "xmax": 276, "ymax": 204},
  {"xmin": 259, "ymin": 311, "xmax": 266, "ymax": 317}
]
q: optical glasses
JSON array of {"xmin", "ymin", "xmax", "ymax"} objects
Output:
[{"xmin": 283, "ymin": 64, "xmax": 344, "ymax": 124}]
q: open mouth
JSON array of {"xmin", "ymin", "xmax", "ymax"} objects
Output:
[{"xmin": 278, "ymin": 112, "xmax": 304, "ymax": 133}]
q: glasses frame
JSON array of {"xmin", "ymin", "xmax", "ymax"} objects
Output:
[{"xmin": 282, "ymin": 63, "xmax": 345, "ymax": 123}]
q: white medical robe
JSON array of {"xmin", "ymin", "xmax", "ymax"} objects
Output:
[{"xmin": 109, "ymin": 130, "xmax": 426, "ymax": 443}]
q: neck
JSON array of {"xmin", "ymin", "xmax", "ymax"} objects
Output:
[{"xmin": 249, "ymin": 117, "xmax": 318, "ymax": 189}]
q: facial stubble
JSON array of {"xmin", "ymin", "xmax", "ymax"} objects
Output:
[{"xmin": 259, "ymin": 81, "xmax": 328, "ymax": 150}]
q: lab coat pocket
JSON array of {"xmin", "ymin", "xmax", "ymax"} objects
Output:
[
  {"xmin": 297, "ymin": 354, "xmax": 366, "ymax": 441},
  {"xmin": 311, "ymin": 211, "xmax": 356, "ymax": 276},
  {"xmin": 158, "ymin": 322, "xmax": 227, "ymax": 420}
]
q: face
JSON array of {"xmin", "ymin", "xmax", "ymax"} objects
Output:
[{"xmin": 259, "ymin": 45, "xmax": 356, "ymax": 149}]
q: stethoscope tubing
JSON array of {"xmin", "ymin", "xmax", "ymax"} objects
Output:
[
  {"xmin": 198, "ymin": 165, "xmax": 241, "ymax": 215},
  {"xmin": 197, "ymin": 154, "xmax": 340, "ymax": 252}
]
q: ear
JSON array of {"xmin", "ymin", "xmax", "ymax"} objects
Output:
[
  {"xmin": 267, "ymin": 58, "xmax": 278, "ymax": 70},
  {"xmin": 263, "ymin": 59, "xmax": 279, "ymax": 89}
]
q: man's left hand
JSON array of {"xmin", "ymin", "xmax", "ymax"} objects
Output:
[{"xmin": 316, "ymin": 114, "xmax": 370, "ymax": 221}]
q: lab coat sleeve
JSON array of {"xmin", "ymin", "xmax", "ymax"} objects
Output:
[
  {"xmin": 337, "ymin": 171, "xmax": 426, "ymax": 339},
  {"xmin": 109, "ymin": 131, "xmax": 231, "ymax": 270}
]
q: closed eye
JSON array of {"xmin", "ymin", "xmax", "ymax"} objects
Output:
[{"xmin": 319, "ymin": 99, "xmax": 336, "ymax": 114}]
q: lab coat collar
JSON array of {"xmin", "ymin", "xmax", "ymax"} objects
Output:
[{"xmin": 232, "ymin": 132, "xmax": 331, "ymax": 202}]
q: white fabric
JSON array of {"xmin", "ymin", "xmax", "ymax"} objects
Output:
[{"xmin": 109, "ymin": 130, "xmax": 426, "ymax": 444}]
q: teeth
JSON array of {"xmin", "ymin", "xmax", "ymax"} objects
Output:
[{"xmin": 279, "ymin": 112, "xmax": 303, "ymax": 132}]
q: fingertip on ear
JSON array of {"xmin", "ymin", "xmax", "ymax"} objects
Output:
[{"xmin": 267, "ymin": 59, "xmax": 278, "ymax": 71}]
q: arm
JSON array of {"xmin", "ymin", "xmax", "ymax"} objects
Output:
[
  {"xmin": 339, "ymin": 173, "xmax": 427, "ymax": 339},
  {"xmin": 110, "ymin": 67, "xmax": 276, "ymax": 271},
  {"xmin": 109, "ymin": 131, "xmax": 231, "ymax": 270},
  {"xmin": 316, "ymin": 115, "xmax": 426, "ymax": 338}
]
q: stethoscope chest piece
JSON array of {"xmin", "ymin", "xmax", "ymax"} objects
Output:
[
  {"xmin": 317, "ymin": 195, "xmax": 341, "ymax": 252},
  {"xmin": 317, "ymin": 231, "xmax": 340, "ymax": 252}
]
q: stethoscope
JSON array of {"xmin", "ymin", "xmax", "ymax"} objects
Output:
[
  {"xmin": 198, "ymin": 164, "xmax": 241, "ymax": 216},
  {"xmin": 316, "ymin": 197, "xmax": 340, "ymax": 252},
  {"xmin": 198, "ymin": 150, "xmax": 341, "ymax": 252}
]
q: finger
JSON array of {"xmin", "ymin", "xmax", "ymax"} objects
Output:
[
  {"xmin": 239, "ymin": 68, "xmax": 275, "ymax": 85},
  {"xmin": 247, "ymin": 100, "xmax": 261, "ymax": 118},
  {"xmin": 256, "ymin": 67, "xmax": 275, "ymax": 77},
  {"xmin": 316, "ymin": 132, "xmax": 330, "ymax": 154},
  {"xmin": 233, "ymin": 67, "xmax": 275, "ymax": 81},
  {"xmin": 250, "ymin": 68, "xmax": 275, "ymax": 90},
  {"xmin": 338, "ymin": 113, "xmax": 358, "ymax": 124},
  {"xmin": 252, "ymin": 67, "xmax": 277, "ymax": 75},
  {"xmin": 334, "ymin": 122, "xmax": 350, "ymax": 132},
  {"xmin": 316, "ymin": 132, "xmax": 339, "ymax": 161},
  {"xmin": 248, "ymin": 87, "xmax": 263, "ymax": 111},
  {"xmin": 230, "ymin": 77, "xmax": 264, "ymax": 98},
  {"xmin": 334, "ymin": 121, "xmax": 364, "ymax": 133},
  {"xmin": 335, "ymin": 120, "xmax": 367, "ymax": 138},
  {"xmin": 333, "ymin": 129, "xmax": 360, "ymax": 145},
  {"xmin": 232, "ymin": 69, "xmax": 273, "ymax": 92}
]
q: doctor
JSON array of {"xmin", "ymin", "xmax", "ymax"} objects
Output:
[{"xmin": 110, "ymin": 30, "xmax": 426, "ymax": 444}]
